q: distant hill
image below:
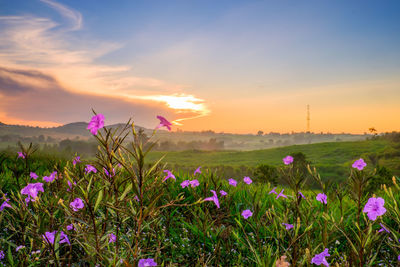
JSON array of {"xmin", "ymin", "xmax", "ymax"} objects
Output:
[
  {"xmin": 52, "ymin": 122, "xmax": 91, "ymax": 136},
  {"xmin": 0, "ymin": 121, "xmax": 370, "ymax": 151}
]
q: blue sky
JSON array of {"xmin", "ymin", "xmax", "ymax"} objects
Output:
[{"xmin": 0, "ymin": 0, "xmax": 399, "ymax": 133}]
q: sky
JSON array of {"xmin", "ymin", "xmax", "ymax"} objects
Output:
[{"xmin": 0, "ymin": 0, "xmax": 399, "ymax": 134}]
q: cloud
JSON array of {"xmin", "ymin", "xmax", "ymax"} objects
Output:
[
  {"xmin": 0, "ymin": 66, "xmax": 201, "ymax": 128},
  {"xmin": 0, "ymin": 0, "xmax": 209, "ymax": 126},
  {"xmin": 40, "ymin": 0, "xmax": 82, "ymax": 31}
]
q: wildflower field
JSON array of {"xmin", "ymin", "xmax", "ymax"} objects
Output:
[{"xmin": 0, "ymin": 114, "xmax": 400, "ymax": 266}]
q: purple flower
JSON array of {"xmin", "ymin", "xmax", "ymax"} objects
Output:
[
  {"xmin": 60, "ymin": 231, "xmax": 71, "ymax": 245},
  {"xmin": 163, "ymin": 170, "xmax": 176, "ymax": 182},
  {"xmin": 228, "ymin": 178, "xmax": 237, "ymax": 187},
  {"xmin": 16, "ymin": 245, "xmax": 25, "ymax": 252},
  {"xmin": 363, "ymin": 197, "xmax": 386, "ymax": 221},
  {"xmin": 398, "ymin": 255, "xmax": 400, "ymax": 261},
  {"xmin": 21, "ymin": 183, "xmax": 44, "ymax": 203},
  {"xmin": 194, "ymin": 166, "xmax": 201, "ymax": 175},
  {"xmin": 352, "ymin": 158, "xmax": 367, "ymax": 171},
  {"xmin": 138, "ymin": 258, "xmax": 157, "ymax": 267},
  {"xmin": 66, "ymin": 224, "xmax": 74, "ymax": 231},
  {"xmin": 109, "ymin": 233, "xmax": 116, "ymax": 243},
  {"xmin": 316, "ymin": 193, "xmax": 327, "ymax": 204},
  {"xmin": 0, "ymin": 250, "xmax": 4, "ymax": 260},
  {"xmin": 243, "ymin": 176, "xmax": 252, "ymax": 184},
  {"xmin": 134, "ymin": 195, "xmax": 140, "ymax": 202},
  {"xmin": 204, "ymin": 190, "xmax": 220, "ymax": 208},
  {"xmin": 311, "ymin": 248, "xmax": 330, "ymax": 266},
  {"xmin": 189, "ymin": 179, "xmax": 200, "ymax": 188},
  {"xmin": 220, "ymin": 190, "xmax": 227, "ymax": 196},
  {"xmin": 241, "ymin": 209, "xmax": 253, "ymax": 219},
  {"xmin": 30, "ymin": 172, "xmax": 38, "ymax": 179},
  {"xmin": 43, "ymin": 231, "xmax": 56, "ymax": 244},
  {"xmin": 276, "ymin": 189, "xmax": 287, "ymax": 199},
  {"xmin": 156, "ymin": 115, "xmax": 172, "ymax": 131},
  {"xmin": 298, "ymin": 191, "xmax": 306, "ymax": 199},
  {"xmin": 87, "ymin": 114, "xmax": 105, "ymax": 135},
  {"xmin": 17, "ymin": 152, "xmax": 26, "ymax": 159},
  {"xmin": 104, "ymin": 167, "xmax": 115, "ymax": 178},
  {"xmin": 378, "ymin": 223, "xmax": 390, "ymax": 233},
  {"xmin": 0, "ymin": 198, "xmax": 11, "ymax": 211},
  {"xmin": 268, "ymin": 187, "xmax": 277, "ymax": 195},
  {"xmin": 67, "ymin": 180, "xmax": 76, "ymax": 191},
  {"xmin": 43, "ymin": 231, "xmax": 70, "ymax": 245},
  {"xmin": 283, "ymin": 223, "xmax": 294, "ymax": 230},
  {"xmin": 73, "ymin": 156, "xmax": 81, "ymax": 166},
  {"xmin": 70, "ymin": 198, "xmax": 84, "ymax": 212},
  {"xmin": 85, "ymin": 165, "xmax": 97, "ymax": 174},
  {"xmin": 181, "ymin": 180, "xmax": 190, "ymax": 188},
  {"xmin": 283, "ymin": 155, "xmax": 294, "ymax": 165},
  {"xmin": 43, "ymin": 171, "xmax": 57, "ymax": 183}
]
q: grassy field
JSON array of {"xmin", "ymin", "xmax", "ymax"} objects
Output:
[
  {"xmin": 147, "ymin": 139, "xmax": 390, "ymax": 167},
  {"xmin": 1, "ymin": 132, "xmax": 400, "ymax": 266}
]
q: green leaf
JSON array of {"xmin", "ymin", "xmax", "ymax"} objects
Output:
[
  {"xmin": 119, "ymin": 183, "xmax": 132, "ymax": 201},
  {"xmin": 94, "ymin": 190, "xmax": 103, "ymax": 212}
]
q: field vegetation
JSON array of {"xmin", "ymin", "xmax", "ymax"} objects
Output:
[{"xmin": 0, "ymin": 115, "xmax": 399, "ymax": 266}]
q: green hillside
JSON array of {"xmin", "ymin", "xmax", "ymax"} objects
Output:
[{"xmin": 147, "ymin": 139, "xmax": 399, "ymax": 181}]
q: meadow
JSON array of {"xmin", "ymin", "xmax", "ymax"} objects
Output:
[{"xmin": 0, "ymin": 114, "xmax": 399, "ymax": 266}]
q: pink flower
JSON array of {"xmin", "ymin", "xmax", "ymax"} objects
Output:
[
  {"xmin": 17, "ymin": 152, "xmax": 26, "ymax": 159},
  {"xmin": 363, "ymin": 197, "xmax": 386, "ymax": 221},
  {"xmin": 194, "ymin": 166, "xmax": 201, "ymax": 175},
  {"xmin": 16, "ymin": 245, "xmax": 25, "ymax": 252},
  {"xmin": 189, "ymin": 179, "xmax": 200, "ymax": 188},
  {"xmin": 70, "ymin": 198, "xmax": 84, "ymax": 212},
  {"xmin": 352, "ymin": 158, "xmax": 367, "ymax": 171},
  {"xmin": 21, "ymin": 183, "xmax": 44, "ymax": 203},
  {"xmin": 220, "ymin": 190, "xmax": 227, "ymax": 196},
  {"xmin": 66, "ymin": 224, "xmax": 74, "ymax": 231},
  {"xmin": 0, "ymin": 198, "xmax": 11, "ymax": 211},
  {"xmin": 298, "ymin": 191, "xmax": 306, "ymax": 199},
  {"xmin": 283, "ymin": 155, "xmax": 294, "ymax": 165},
  {"xmin": 282, "ymin": 223, "xmax": 294, "ymax": 230},
  {"xmin": 109, "ymin": 233, "xmax": 116, "ymax": 243},
  {"xmin": 43, "ymin": 171, "xmax": 57, "ymax": 183},
  {"xmin": 163, "ymin": 170, "xmax": 176, "ymax": 182},
  {"xmin": 243, "ymin": 176, "xmax": 252, "ymax": 184},
  {"xmin": 104, "ymin": 167, "xmax": 115, "ymax": 178},
  {"xmin": 156, "ymin": 115, "xmax": 172, "ymax": 131},
  {"xmin": 30, "ymin": 172, "xmax": 38, "ymax": 179},
  {"xmin": 43, "ymin": 231, "xmax": 70, "ymax": 245},
  {"xmin": 311, "ymin": 248, "xmax": 330, "ymax": 266},
  {"xmin": 138, "ymin": 258, "xmax": 157, "ymax": 267},
  {"xmin": 268, "ymin": 187, "xmax": 277, "ymax": 195},
  {"xmin": 378, "ymin": 223, "xmax": 390, "ymax": 233},
  {"xmin": 316, "ymin": 193, "xmax": 327, "ymax": 204},
  {"xmin": 228, "ymin": 178, "xmax": 237, "ymax": 187},
  {"xmin": 67, "ymin": 180, "xmax": 76, "ymax": 191},
  {"xmin": 204, "ymin": 190, "xmax": 220, "ymax": 208},
  {"xmin": 181, "ymin": 180, "xmax": 190, "ymax": 188},
  {"xmin": 87, "ymin": 114, "xmax": 105, "ymax": 135},
  {"xmin": 276, "ymin": 189, "xmax": 287, "ymax": 199},
  {"xmin": 85, "ymin": 165, "xmax": 97, "ymax": 174},
  {"xmin": 241, "ymin": 209, "xmax": 253, "ymax": 219},
  {"xmin": 73, "ymin": 156, "xmax": 81, "ymax": 166}
]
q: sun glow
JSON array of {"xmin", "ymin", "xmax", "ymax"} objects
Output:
[{"xmin": 125, "ymin": 93, "xmax": 210, "ymax": 125}]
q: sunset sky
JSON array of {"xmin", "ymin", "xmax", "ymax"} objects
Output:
[{"xmin": 0, "ymin": 0, "xmax": 399, "ymax": 134}]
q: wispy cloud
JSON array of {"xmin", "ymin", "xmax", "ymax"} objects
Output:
[
  {"xmin": 0, "ymin": 0, "xmax": 209, "ymax": 126},
  {"xmin": 40, "ymin": 0, "xmax": 82, "ymax": 31}
]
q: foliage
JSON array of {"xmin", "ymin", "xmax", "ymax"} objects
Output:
[{"xmin": 0, "ymin": 116, "xmax": 399, "ymax": 266}]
